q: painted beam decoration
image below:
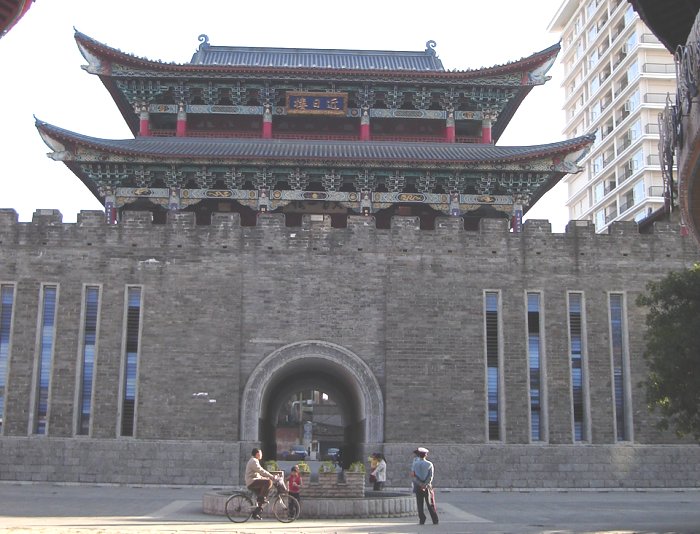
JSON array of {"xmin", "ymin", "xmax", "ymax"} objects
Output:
[{"xmin": 286, "ymin": 92, "xmax": 348, "ymax": 116}]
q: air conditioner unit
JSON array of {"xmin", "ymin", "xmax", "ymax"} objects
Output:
[
  {"xmin": 627, "ymin": 160, "xmax": 636, "ymax": 171},
  {"xmin": 623, "ymin": 101, "xmax": 632, "ymax": 111}
]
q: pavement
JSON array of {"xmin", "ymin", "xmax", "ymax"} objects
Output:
[{"xmin": 1, "ymin": 482, "xmax": 700, "ymax": 534}]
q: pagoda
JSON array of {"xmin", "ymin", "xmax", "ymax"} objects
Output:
[{"xmin": 36, "ymin": 31, "xmax": 593, "ymax": 230}]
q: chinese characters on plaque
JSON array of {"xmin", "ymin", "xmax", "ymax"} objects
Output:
[{"xmin": 286, "ymin": 92, "xmax": 348, "ymax": 116}]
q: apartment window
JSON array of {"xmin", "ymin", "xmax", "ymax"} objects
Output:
[
  {"xmin": 595, "ymin": 209, "xmax": 605, "ymax": 229},
  {"xmin": 626, "ymin": 31, "xmax": 638, "ymax": 52},
  {"xmin": 609, "ymin": 293, "xmax": 629, "ymax": 441},
  {"xmin": 594, "ymin": 182, "xmax": 605, "ymax": 203},
  {"xmin": 623, "ymin": 4, "xmax": 635, "ymax": 25},
  {"xmin": 632, "ymin": 180, "xmax": 645, "ymax": 204},
  {"xmin": 77, "ymin": 286, "xmax": 100, "ymax": 435},
  {"xmin": 0, "ymin": 285, "xmax": 15, "ymax": 433},
  {"xmin": 485, "ymin": 291, "xmax": 501, "ymax": 441},
  {"xmin": 568, "ymin": 293, "xmax": 587, "ymax": 441},
  {"xmin": 120, "ymin": 287, "xmax": 142, "ymax": 437},
  {"xmin": 35, "ymin": 285, "xmax": 58, "ymax": 435},
  {"xmin": 527, "ymin": 292, "xmax": 543, "ymax": 441}
]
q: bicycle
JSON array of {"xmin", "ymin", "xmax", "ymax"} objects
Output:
[{"xmin": 225, "ymin": 477, "xmax": 300, "ymax": 523}]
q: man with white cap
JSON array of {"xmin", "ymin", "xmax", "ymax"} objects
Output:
[{"xmin": 411, "ymin": 446, "xmax": 438, "ymax": 525}]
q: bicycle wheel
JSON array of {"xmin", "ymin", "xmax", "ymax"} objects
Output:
[
  {"xmin": 225, "ymin": 493, "xmax": 254, "ymax": 523},
  {"xmin": 272, "ymin": 493, "xmax": 300, "ymax": 523}
]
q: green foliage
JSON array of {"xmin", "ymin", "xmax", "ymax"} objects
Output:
[
  {"xmin": 637, "ymin": 263, "xmax": 700, "ymax": 440},
  {"xmin": 319, "ymin": 460, "xmax": 336, "ymax": 473},
  {"xmin": 264, "ymin": 459, "xmax": 280, "ymax": 472},
  {"xmin": 348, "ymin": 461, "xmax": 366, "ymax": 473},
  {"xmin": 296, "ymin": 461, "xmax": 311, "ymax": 474}
]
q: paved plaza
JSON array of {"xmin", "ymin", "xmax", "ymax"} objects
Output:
[{"xmin": 1, "ymin": 483, "xmax": 700, "ymax": 533}]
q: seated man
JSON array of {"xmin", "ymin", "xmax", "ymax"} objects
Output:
[{"xmin": 244, "ymin": 448, "xmax": 277, "ymax": 520}]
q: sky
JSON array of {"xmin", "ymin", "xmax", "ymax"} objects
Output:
[{"xmin": 0, "ymin": 0, "xmax": 571, "ymax": 230}]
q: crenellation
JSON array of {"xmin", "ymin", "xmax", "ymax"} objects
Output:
[
  {"xmin": 121, "ymin": 210, "xmax": 153, "ymax": 227},
  {"xmin": 31, "ymin": 209, "xmax": 62, "ymax": 225},
  {"xmin": 0, "ymin": 209, "xmax": 18, "ymax": 224},
  {"xmin": 347, "ymin": 215, "xmax": 376, "ymax": 230},
  {"xmin": 389, "ymin": 216, "xmax": 420, "ymax": 230},
  {"xmin": 479, "ymin": 217, "xmax": 509, "ymax": 234},
  {"xmin": 165, "ymin": 211, "xmax": 196, "ymax": 228},
  {"xmin": 523, "ymin": 219, "xmax": 552, "ymax": 233},
  {"xmin": 565, "ymin": 219, "xmax": 595, "ymax": 235},
  {"xmin": 608, "ymin": 220, "xmax": 640, "ymax": 235},
  {"xmin": 210, "ymin": 212, "xmax": 241, "ymax": 228},
  {"xmin": 435, "ymin": 216, "xmax": 463, "ymax": 233},
  {"xmin": 77, "ymin": 210, "xmax": 107, "ymax": 226}
]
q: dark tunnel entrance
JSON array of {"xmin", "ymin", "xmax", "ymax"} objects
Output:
[{"xmin": 259, "ymin": 361, "xmax": 364, "ymax": 468}]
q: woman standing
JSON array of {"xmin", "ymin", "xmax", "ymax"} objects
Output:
[{"xmin": 371, "ymin": 453, "xmax": 387, "ymax": 491}]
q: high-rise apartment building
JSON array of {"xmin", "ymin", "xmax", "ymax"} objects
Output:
[{"xmin": 549, "ymin": 0, "xmax": 676, "ymax": 232}]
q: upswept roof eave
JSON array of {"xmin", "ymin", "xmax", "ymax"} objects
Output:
[
  {"xmin": 35, "ymin": 119, "xmax": 594, "ymax": 168},
  {"xmin": 74, "ymin": 30, "xmax": 560, "ymax": 82}
]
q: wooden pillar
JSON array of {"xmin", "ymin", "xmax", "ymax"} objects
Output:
[
  {"xmin": 139, "ymin": 106, "xmax": 150, "ymax": 137},
  {"xmin": 360, "ymin": 107, "xmax": 370, "ymax": 141},
  {"xmin": 262, "ymin": 105, "xmax": 272, "ymax": 139},
  {"xmin": 176, "ymin": 103, "xmax": 187, "ymax": 137},
  {"xmin": 445, "ymin": 111, "xmax": 455, "ymax": 143},
  {"xmin": 481, "ymin": 117, "xmax": 492, "ymax": 144}
]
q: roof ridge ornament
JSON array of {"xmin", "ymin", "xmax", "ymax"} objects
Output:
[
  {"xmin": 425, "ymin": 40, "xmax": 437, "ymax": 56},
  {"xmin": 198, "ymin": 34, "xmax": 210, "ymax": 51}
]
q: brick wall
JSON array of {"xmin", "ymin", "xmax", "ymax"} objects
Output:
[{"xmin": 0, "ymin": 209, "xmax": 698, "ymax": 487}]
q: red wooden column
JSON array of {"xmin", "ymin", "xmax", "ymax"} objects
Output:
[
  {"xmin": 445, "ymin": 111, "xmax": 455, "ymax": 143},
  {"xmin": 176, "ymin": 103, "xmax": 187, "ymax": 137},
  {"xmin": 481, "ymin": 117, "xmax": 492, "ymax": 144},
  {"xmin": 262, "ymin": 105, "xmax": 272, "ymax": 139},
  {"xmin": 360, "ymin": 107, "xmax": 371, "ymax": 141},
  {"xmin": 139, "ymin": 105, "xmax": 151, "ymax": 137}
]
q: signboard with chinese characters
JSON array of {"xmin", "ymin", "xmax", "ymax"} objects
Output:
[{"xmin": 286, "ymin": 92, "xmax": 348, "ymax": 116}]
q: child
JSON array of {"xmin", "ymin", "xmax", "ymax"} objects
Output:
[{"xmin": 287, "ymin": 464, "xmax": 302, "ymax": 517}]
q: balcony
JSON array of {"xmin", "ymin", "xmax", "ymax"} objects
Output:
[
  {"xmin": 643, "ymin": 63, "xmax": 676, "ymax": 75},
  {"xmin": 640, "ymin": 33, "xmax": 662, "ymax": 45},
  {"xmin": 644, "ymin": 92, "xmax": 672, "ymax": 104},
  {"xmin": 648, "ymin": 186, "xmax": 664, "ymax": 197}
]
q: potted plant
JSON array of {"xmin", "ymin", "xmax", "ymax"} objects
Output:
[
  {"xmin": 296, "ymin": 461, "xmax": 311, "ymax": 474},
  {"xmin": 348, "ymin": 461, "xmax": 366, "ymax": 473},
  {"xmin": 264, "ymin": 459, "xmax": 282, "ymax": 477},
  {"xmin": 318, "ymin": 460, "xmax": 336, "ymax": 474}
]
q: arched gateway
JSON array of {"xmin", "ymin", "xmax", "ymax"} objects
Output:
[{"xmin": 240, "ymin": 341, "xmax": 384, "ymax": 459}]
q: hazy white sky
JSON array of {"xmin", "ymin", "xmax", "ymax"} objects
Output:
[{"xmin": 0, "ymin": 0, "xmax": 570, "ymax": 229}]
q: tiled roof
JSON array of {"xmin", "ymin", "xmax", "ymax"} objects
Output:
[
  {"xmin": 190, "ymin": 37, "xmax": 445, "ymax": 71},
  {"xmin": 36, "ymin": 120, "xmax": 594, "ymax": 165}
]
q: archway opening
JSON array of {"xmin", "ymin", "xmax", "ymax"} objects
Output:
[{"xmin": 258, "ymin": 361, "xmax": 364, "ymax": 468}]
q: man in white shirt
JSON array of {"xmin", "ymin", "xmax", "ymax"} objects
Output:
[{"xmin": 244, "ymin": 448, "xmax": 276, "ymax": 520}]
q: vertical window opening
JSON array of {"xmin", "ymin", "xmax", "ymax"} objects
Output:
[
  {"xmin": 609, "ymin": 293, "xmax": 628, "ymax": 441},
  {"xmin": 0, "ymin": 285, "xmax": 15, "ymax": 433},
  {"xmin": 36, "ymin": 285, "xmax": 57, "ymax": 435},
  {"xmin": 568, "ymin": 292, "xmax": 586, "ymax": 441},
  {"xmin": 485, "ymin": 291, "xmax": 501, "ymax": 441},
  {"xmin": 121, "ymin": 287, "xmax": 142, "ymax": 437},
  {"xmin": 527, "ymin": 292, "xmax": 542, "ymax": 441},
  {"xmin": 77, "ymin": 286, "xmax": 100, "ymax": 435}
]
